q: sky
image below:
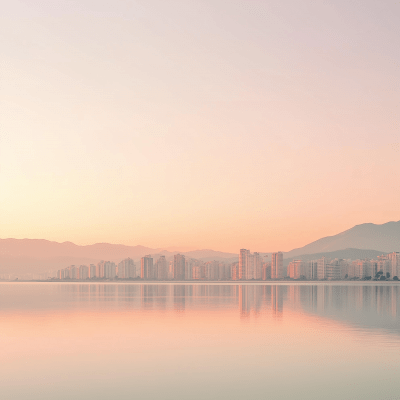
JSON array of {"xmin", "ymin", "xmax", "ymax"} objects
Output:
[{"xmin": 1, "ymin": 0, "xmax": 399, "ymax": 253}]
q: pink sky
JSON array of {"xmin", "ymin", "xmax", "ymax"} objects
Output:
[{"xmin": 1, "ymin": 1, "xmax": 399, "ymax": 252}]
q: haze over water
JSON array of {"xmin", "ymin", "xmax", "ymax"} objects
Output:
[{"xmin": 1, "ymin": 282, "xmax": 399, "ymax": 400}]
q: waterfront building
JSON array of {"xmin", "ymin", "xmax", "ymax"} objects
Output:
[
  {"xmin": 219, "ymin": 262, "xmax": 231, "ymax": 280},
  {"xmin": 287, "ymin": 260, "xmax": 303, "ymax": 279},
  {"xmin": 388, "ymin": 252, "xmax": 400, "ymax": 278},
  {"xmin": 118, "ymin": 258, "xmax": 136, "ymax": 279},
  {"xmin": 191, "ymin": 260, "xmax": 205, "ymax": 280},
  {"xmin": 271, "ymin": 252, "xmax": 283, "ymax": 279},
  {"xmin": 89, "ymin": 264, "xmax": 96, "ymax": 278},
  {"xmin": 239, "ymin": 249, "xmax": 263, "ymax": 280},
  {"xmin": 156, "ymin": 255, "xmax": 168, "ymax": 280},
  {"xmin": 100, "ymin": 261, "xmax": 117, "ymax": 279},
  {"xmin": 231, "ymin": 263, "xmax": 239, "ymax": 280},
  {"xmin": 79, "ymin": 265, "xmax": 89, "ymax": 280},
  {"xmin": 141, "ymin": 255, "xmax": 153, "ymax": 280},
  {"xmin": 348, "ymin": 260, "xmax": 370, "ymax": 279},
  {"xmin": 97, "ymin": 261, "xmax": 104, "ymax": 278},
  {"xmin": 205, "ymin": 261, "xmax": 220, "ymax": 280},
  {"xmin": 185, "ymin": 258, "xmax": 195, "ymax": 280},
  {"xmin": 68, "ymin": 265, "xmax": 77, "ymax": 279},
  {"xmin": 377, "ymin": 255, "xmax": 391, "ymax": 276},
  {"xmin": 325, "ymin": 260, "xmax": 341, "ymax": 280},
  {"xmin": 369, "ymin": 260, "xmax": 378, "ymax": 278},
  {"xmin": 262, "ymin": 262, "xmax": 271, "ymax": 280},
  {"xmin": 174, "ymin": 254, "xmax": 185, "ymax": 280},
  {"xmin": 168, "ymin": 260, "xmax": 174, "ymax": 280},
  {"xmin": 317, "ymin": 257, "xmax": 326, "ymax": 280},
  {"xmin": 304, "ymin": 260, "xmax": 318, "ymax": 280},
  {"xmin": 239, "ymin": 249, "xmax": 248, "ymax": 280},
  {"xmin": 254, "ymin": 253, "xmax": 263, "ymax": 280}
]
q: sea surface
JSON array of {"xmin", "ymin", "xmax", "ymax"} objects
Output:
[{"xmin": 1, "ymin": 282, "xmax": 400, "ymax": 400}]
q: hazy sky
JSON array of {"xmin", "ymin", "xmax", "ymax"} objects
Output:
[{"xmin": 1, "ymin": 0, "xmax": 399, "ymax": 252}]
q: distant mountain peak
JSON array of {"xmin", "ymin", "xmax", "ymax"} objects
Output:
[{"xmin": 286, "ymin": 220, "xmax": 400, "ymax": 258}]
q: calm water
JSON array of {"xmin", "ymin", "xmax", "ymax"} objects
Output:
[{"xmin": 1, "ymin": 282, "xmax": 400, "ymax": 400}]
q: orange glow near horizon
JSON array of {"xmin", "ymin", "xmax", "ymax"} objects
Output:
[{"xmin": 1, "ymin": 1, "xmax": 399, "ymax": 253}]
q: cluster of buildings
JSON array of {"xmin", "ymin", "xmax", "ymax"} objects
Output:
[
  {"xmin": 56, "ymin": 250, "xmax": 400, "ymax": 281},
  {"xmin": 287, "ymin": 252, "xmax": 400, "ymax": 280},
  {"xmin": 57, "ymin": 258, "xmax": 136, "ymax": 280},
  {"xmin": 57, "ymin": 254, "xmax": 233, "ymax": 281},
  {"xmin": 56, "ymin": 250, "xmax": 282, "ymax": 281}
]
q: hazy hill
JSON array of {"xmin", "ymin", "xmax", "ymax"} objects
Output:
[
  {"xmin": 283, "ymin": 248, "xmax": 386, "ymax": 267},
  {"xmin": 2, "ymin": 220, "xmax": 399, "ymax": 277},
  {"xmin": 285, "ymin": 221, "xmax": 400, "ymax": 258},
  {"xmin": 0, "ymin": 239, "xmax": 237, "ymax": 276},
  {"xmin": 183, "ymin": 249, "xmax": 238, "ymax": 261}
]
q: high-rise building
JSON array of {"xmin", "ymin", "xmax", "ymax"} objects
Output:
[
  {"xmin": 218, "ymin": 262, "xmax": 231, "ymax": 280},
  {"xmin": 98, "ymin": 261, "xmax": 117, "ymax": 279},
  {"xmin": 325, "ymin": 260, "xmax": 341, "ymax": 280},
  {"xmin": 388, "ymin": 252, "xmax": 400, "ymax": 278},
  {"xmin": 239, "ymin": 249, "xmax": 248, "ymax": 280},
  {"xmin": 156, "ymin": 255, "xmax": 168, "ymax": 280},
  {"xmin": 192, "ymin": 260, "xmax": 205, "ymax": 280},
  {"xmin": 271, "ymin": 252, "xmax": 283, "ymax": 279},
  {"xmin": 317, "ymin": 257, "xmax": 326, "ymax": 280},
  {"xmin": 377, "ymin": 255, "xmax": 391, "ymax": 276},
  {"xmin": 174, "ymin": 254, "xmax": 185, "ymax": 280},
  {"xmin": 262, "ymin": 262, "xmax": 271, "ymax": 280},
  {"xmin": 369, "ymin": 260, "xmax": 378, "ymax": 278},
  {"xmin": 239, "ymin": 250, "xmax": 263, "ymax": 280},
  {"xmin": 118, "ymin": 258, "xmax": 136, "ymax": 279},
  {"xmin": 231, "ymin": 263, "xmax": 239, "ymax": 280},
  {"xmin": 79, "ymin": 265, "xmax": 89, "ymax": 280},
  {"xmin": 68, "ymin": 265, "xmax": 77, "ymax": 279},
  {"xmin": 141, "ymin": 255, "xmax": 153, "ymax": 280},
  {"xmin": 245, "ymin": 252, "xmax": 254, "ymax": 279},
  {"xmin": 97, "ymin": 261, "xmax": 105, "ymax": 278},
  {"xmin": 287, "ymin": 260, "xmax": 303, "ymax": 279},
  {"xmin": 89, "ymin": 264, "xmax": 96, "ymax": 278},
  {"xmin": 205, "ymin": 261, "xmax": 220, "ymax": 280},
  {"xmin": 348, "ymin": 259, "xmax": 369, "ymax": 279},
  {"xmin": 185, "ymin": 258, "xmax": 195, "ymax": 280},
  {"xmin": 307, "ymin": 260, "xmax": 318, "ymax": 280},
  {"xmin": 168, "ymin": 260, "xmax": 174, "ymax": 280},
  {"xmin": 254, "ymin": 253, "xmax": 263, "ymax": 280}
]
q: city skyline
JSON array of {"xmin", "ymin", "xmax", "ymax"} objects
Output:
[
  {"xmin": 2, "ymin": 218, "xmax": 400, "ymax": 279},
  {"xmin": 45, "ymin": 249, "xmax": 400, "ymax": 283}
]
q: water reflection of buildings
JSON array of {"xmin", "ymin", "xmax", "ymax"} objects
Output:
[
  {"xmin": 298, "ymin": 285, "xmax": 400, "ymax": 332},
  {"xmin": 56, "ymin": 283, "xmax": 400, "ymax": 333},
  {"xmin": 174, "ymin": 285, "xmax": 186, "ymax": 311},
  {"xmin": 271, "ymin": 285, "xmax": 283, "ymax": 316},
  {"xmin": 239, "ymin": 285, "xmax": 263, "ymax": 317},
  {"xmin": 237, "ymin": 285, "xmax": 285, "ymax": 317}
]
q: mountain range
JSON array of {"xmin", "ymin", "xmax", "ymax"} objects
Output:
[
  {"xmin": 0, "ymin": 239, "xmax": 237, "ymax": 276},
  {"xmin": 1, "ymin": 220, "xmax": 399, "ymax": 276},
  {"xmin": 284, "ymin": 220, "xmax": 400, "ymax": 258}
]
